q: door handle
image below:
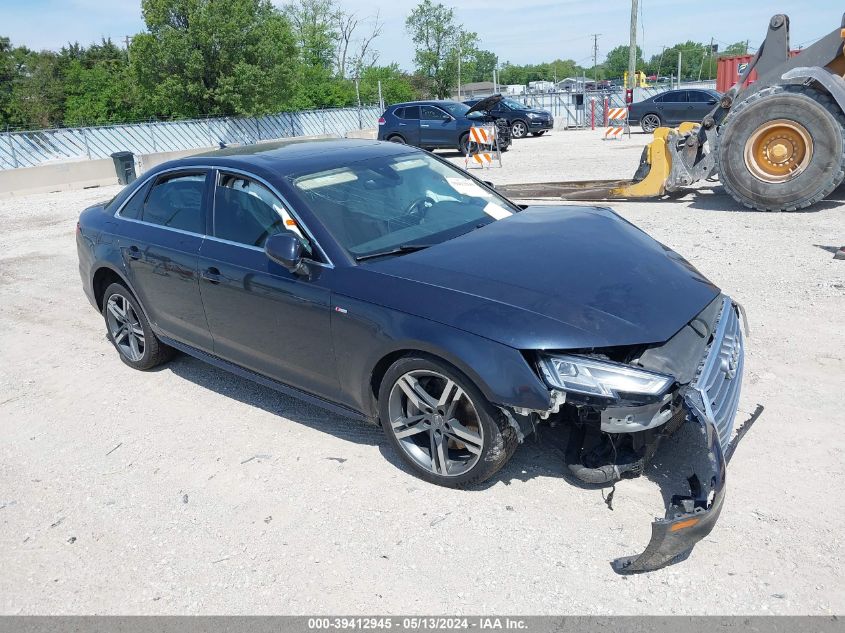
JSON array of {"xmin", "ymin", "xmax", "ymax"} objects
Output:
[
  {"xmin": 127, "ymin": 245, "xmax": 141, "ymax": 260},
  {"xmin": 201, "ymin": 267, "xmax": 221, "ymax": 284},
  {"xmin": 420, "ymin": 124, "xmax": 430, "ymax": 127}
]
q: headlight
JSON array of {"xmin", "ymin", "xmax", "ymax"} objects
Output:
[
  {"xmin": 527, "ymin": 112, "xmax": 540, "ymax": 119},
  {"xmin": 538, "ymin": 354, "xmax": 673, "ymax": 399}
]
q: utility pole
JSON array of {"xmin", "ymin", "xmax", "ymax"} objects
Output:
[
  {"xmin": 591, "ymin": 34, "xmax": 601, "ymax": 86},
  {"xmin": 457, "ymin": 32, "xmax": 462, "ymax": 101},
  {"xmin": 677, "ymin": 50, "xmax": 682, "ymax": 87},
  {"xmin": 627, "ymin": 0, "xmax": 638, "ymax": 90}
]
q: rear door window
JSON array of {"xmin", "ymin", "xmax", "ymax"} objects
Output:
[
  {"xmin": 668, "ymin": 91, "xmax": 688, "ymax": 103},
  {"xmin": 688, "ymin": 91, "xmax": 715, "ymax": 103},
  {"xmin": 142, "ymin": 172, "xmax": 207, "ymax": 234},
  {"xmin": 401, "ymin": 106, "xmax": 420, "ymax": 120}
]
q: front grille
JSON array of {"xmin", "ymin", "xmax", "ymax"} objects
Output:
[{"xmin": 691, "ymin": 297, "xmax": 745, "ymax": 450}]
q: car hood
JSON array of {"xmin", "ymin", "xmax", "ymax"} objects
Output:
[
  {"xmin": 354, "ymin": 206, "xmax": 720, "ymax": 350},
  {"xmin": 465, "ymin": 94, "xmax": 504, "ymax": 114}
]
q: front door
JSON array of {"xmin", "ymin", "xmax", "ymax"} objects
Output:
[
  {"xmin": 118, "ymin": 169, "xmax": 212, "ymax": 350},
  {"xmin": 197, "ymin": 170, "xmax": 338, "ymax": 399}
]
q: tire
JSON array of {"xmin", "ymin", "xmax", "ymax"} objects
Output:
[
  {"xmin": 717, "ymin": 85, "xmax": 845, "ymax": 211},
  {"xmin": 102, "ymin": 282, "xmax": 173, "ymax": 370},
  {"xmin": 459, "ymin": 133, "xmax": 472, "ymax": 156},
  {"xmin": 378, "ymin": 355, "xmax": 519, "ymax": 489},
  {"xmin": 510, "ymin": 120, "xmax": 528, "ymax": 139},
  {"xmin": 531, "ymin": 131, "xmax": 546, "ymax": 137},
  {"xmin": 387, "ymin": 135, "xmax": 406, "ymax": 144},
  {"xmin": 640, "ymin": 113, "xmax": 661, "ymax": 133}
]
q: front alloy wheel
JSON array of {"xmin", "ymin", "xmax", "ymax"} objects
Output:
[
  {"xmin": 511, "ymin": 120, "xmax": 528, "ymax": 139},
  {"xmin": 379, "ymin": 356, "xmax": 519, "ymax": 488}
]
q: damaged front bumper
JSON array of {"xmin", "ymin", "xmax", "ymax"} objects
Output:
[
  {"xmin": 612, "ymin": 393, "xmax": 726, "ymax": 574},
  {"xmin": 612, "ymin": 297, "xmax": 746, "ymax": 573}
]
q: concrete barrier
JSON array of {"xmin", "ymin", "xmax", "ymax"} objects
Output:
[
  {"xmin": 0, "ymin": 158, "xmax": 119, "ymax": 200},
  {"xmin": 0, "ymin": 132, "xmax": 359, "ymax": 199},
  {"xmin": 345, "ymin": 127, "xmax": 377, "ymax": 140}
]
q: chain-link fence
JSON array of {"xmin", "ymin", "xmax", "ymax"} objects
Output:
[
  {"xmin": 0, "ymin": 105, "xmax": 382, "ymax": 170},
  {"xmin": 512, "ymin": 80, "xmax": 718, "ymax": 128}
]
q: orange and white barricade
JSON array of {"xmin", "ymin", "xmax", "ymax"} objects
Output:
[
  {"xmin": 603, "ymin": 106, "xmax": 630, "ymax": 140},
  {"xmin": 464, "ymin": 124, "xmax": 502, "ymax": 169}
]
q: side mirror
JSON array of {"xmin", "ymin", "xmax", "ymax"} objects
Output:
[
  {"xmin": 265, "ymin": 232, "xmax": 309, "ymax": 275},
  {"xmin": 442, "ymin": 114, "xmax": 453, "ymax": 121},
  {"xmin": 483, "ymin": 180, "xmax": 495, "ymax": 189}
]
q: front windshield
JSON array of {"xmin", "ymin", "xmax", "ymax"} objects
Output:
[
  {"xmin": 288, "ymin": 152, "xmax": 519, "ymax": 259},
  {"xmin": 502, "ymin": 98, "xmax": 524, "ymax": 109}
]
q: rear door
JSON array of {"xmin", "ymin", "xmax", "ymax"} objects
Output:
[
  {"xmin": 660, "ymin": 90, "xmax": 689, "ymax": 124},
  {"xmin": 397, "ymin": 105, "xmax": 421, "ymax": 146},
  {"xmin": 687, "ymin": 90, "xmax": 719, "ymax": 121},
  {"xmin": 117, "ymin": 169, "xmax": 213, "ymax": 350},
  {"xmin": 420, "ymin": 105, "xmax": 457, "ymax": 148},
  {"xmin": 196, "ymin": 170, "xmax": 339, "ymax": 399}
]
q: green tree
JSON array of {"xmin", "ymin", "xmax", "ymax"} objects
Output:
[
  {"xmin": 60, "ymin": 39, "xmax": 134, "ymax": 125},
  {"xmin": 283, "ymin": 0, "xmax": 338, "ymax": 70},
  {"xmin": 359, "ymin": 63, "xmax": 417, "ymax": 105},
  {"xmin": 604, "ymin": 44, "xmax": 643, "ymax": 79},
  {"xmin": 7, "ymin": 48, "xmax": 65, "ymax": 128},
  {"xmin": 405, "ymin": 0, "xmax": 462, "ymax": 99},
  {"xmin": 722, "ymin": 41, "xmax": 749, "ymax": 57},
  {"xmin": 130, "ymin": 0, "xmax": 299, "ymax": 118},
  {"xmin": 0, "ymin": 37, "xmax": 14, "ymax": 125}
]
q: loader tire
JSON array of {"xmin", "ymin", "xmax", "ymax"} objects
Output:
[{"xmin": 716, "ymin": 85, "xmax": 845, "ymax": 211}]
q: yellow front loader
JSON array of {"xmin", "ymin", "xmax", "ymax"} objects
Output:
[{"xmin": 498, "ymin": 13, "xmax": 845, "ymax": 212}]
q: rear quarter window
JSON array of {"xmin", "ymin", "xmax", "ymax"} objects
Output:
[{"xmin": 117, "ymin": 180, "xmax": 153, "ymax": 220}]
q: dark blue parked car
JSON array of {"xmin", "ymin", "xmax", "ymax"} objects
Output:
[
  {"xmin": 464, "ymin": 96, "xmax": 554, "ymax": 138},
  {"xmin": 77, "ymin": 138, "xmax": 745, "ymax": 573},
  {"xmin": 377, "ymin": 98, "xmax": 511, "ymax": 155},
  {"xmin": 628, "ymin": 88, "xmax": 721, "ymax": 132}
]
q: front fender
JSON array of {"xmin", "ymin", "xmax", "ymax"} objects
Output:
[{"xmin": 329, "ymin": 293, "xmax": 551, "ymax": 418}]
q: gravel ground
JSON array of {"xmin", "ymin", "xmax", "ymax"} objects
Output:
[{"xmin": 1, "ymin": 129, "xmax": 843, "ymax": 615}]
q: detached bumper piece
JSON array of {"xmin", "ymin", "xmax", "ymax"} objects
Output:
[
  {"xmin": 613, "ymin": 298, "xmax": 744, "ymax": 574},
  {"xmin": 612, "ymin": 407, "xmax": 726, "ymax": 574}
]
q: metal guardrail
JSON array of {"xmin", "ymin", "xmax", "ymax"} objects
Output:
[{"xmin": 0, "ymin": 106, "xmax": 381, "ymax": 170}]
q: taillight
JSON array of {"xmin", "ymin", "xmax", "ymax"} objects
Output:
[{"xmin": 378, "ymin": 116, "xmax": 386, "ymax": 125}]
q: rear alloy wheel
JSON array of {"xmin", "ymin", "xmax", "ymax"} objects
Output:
[
  {"xmin": 378, "ymin": 356, "xmax": 519, "ymax": 488},
  {"xmin": 102, "ymin": 282, "xmax": 172, "ymax": 370},
  {"xmin": 717, "ymin": 85, "xmax": 845, "ymax": 211},
  {"xmin": 640, "ymin": 113, "xmax": 661, "ymax": 133},
  {"xmin": 387, "ymin": 135, "xmax": 406, "ymax": 144},
  {"xmin": 510, "ymin": 120, "xmax": 528, "ymax": 139}
]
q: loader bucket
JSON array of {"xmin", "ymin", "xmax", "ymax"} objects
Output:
[{"xmin": 496, "ymin": 127, "xmax": 677, "ymax": 202}]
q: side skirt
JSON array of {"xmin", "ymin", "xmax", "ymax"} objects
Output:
[{"xmin": 159, "ymin": 335, "xmax": 370, "ymax": 422}]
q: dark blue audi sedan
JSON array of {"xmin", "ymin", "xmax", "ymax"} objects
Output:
[{"xmin": 77, "ymin": 138, "xmax": 746, "ymax": 573}]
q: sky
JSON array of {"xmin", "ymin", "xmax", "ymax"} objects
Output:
[{"xmin": 2, "ymin": 0, "xmax": 842, "ymax": 70}]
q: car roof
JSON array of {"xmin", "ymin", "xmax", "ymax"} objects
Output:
[
  {"xmin": 389, "ymin": 100, "xmax": 462, "ymax": 108},
  {"xmin": 156, "ymin": 138, "xmax": 418, "ymax": 180}
]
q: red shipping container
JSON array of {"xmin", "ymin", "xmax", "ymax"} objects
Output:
[{"xmin": 716, "ymin": 51, "xmax": 801, "ymax": 93}]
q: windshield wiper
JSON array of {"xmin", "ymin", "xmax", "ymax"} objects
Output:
[{"xmin": 355, "ymin": 243, "xmax": 432, "ymax": 261}]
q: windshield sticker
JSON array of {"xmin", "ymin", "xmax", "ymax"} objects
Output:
[{"xmin": 482, "ymin": 202, "xmax": 511, "ymax": 220}]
